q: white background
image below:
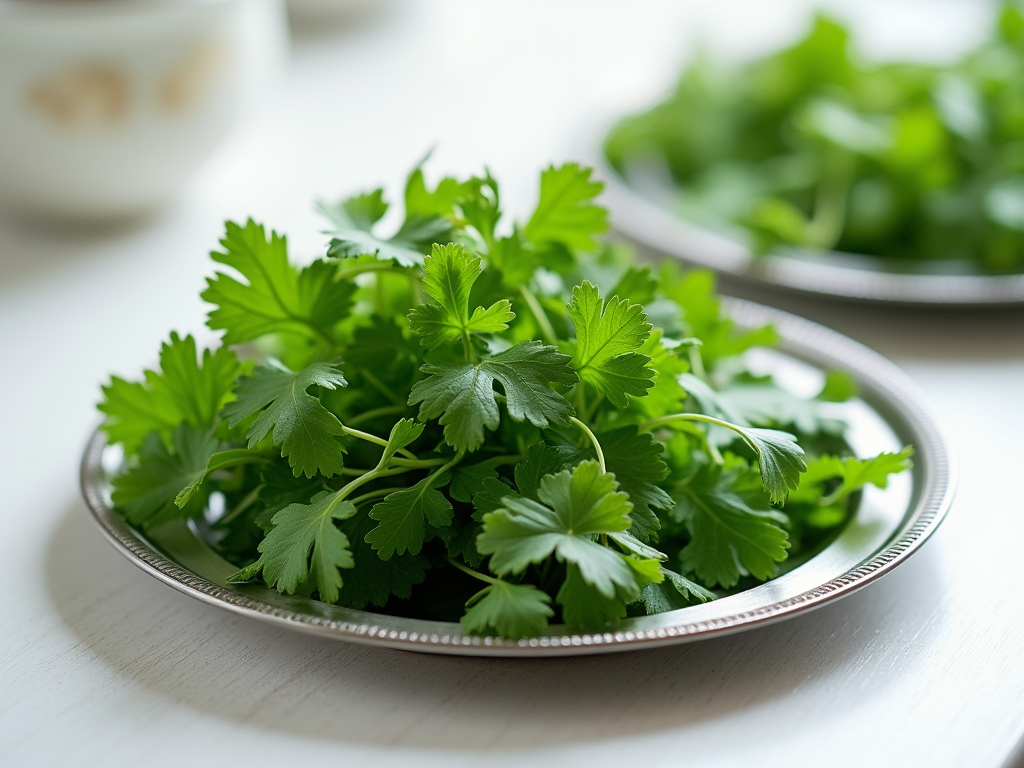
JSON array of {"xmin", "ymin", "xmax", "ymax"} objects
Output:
[{"xmin": 2, "ymin": 1, "xmax": 1022, "ymax": 766}]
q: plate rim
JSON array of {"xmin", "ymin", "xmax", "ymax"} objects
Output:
[{"xmin": 79, "ymin": 298, "xmax": 956, "ymax": 657}]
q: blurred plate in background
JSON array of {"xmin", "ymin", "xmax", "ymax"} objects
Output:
[{"xmin": 595, "ymin": 145, "xmax": 1024, "ymax": 306}]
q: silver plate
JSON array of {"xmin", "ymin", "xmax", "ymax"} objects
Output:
[
  {"xmin": 594, "ymin": 151, "xmax": 1024, "ymax": 306},
  {"xmin": 80, "ymin": 298, "xmax": 954, "ymax": 656}
]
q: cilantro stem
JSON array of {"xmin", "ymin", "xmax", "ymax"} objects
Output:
[
  {"xmin": 430, "ymin": 451, "xmax": 465, "ymax": 480},
  {"xmin": 638, "ymin": 413, "xmax": 732, "ymax": 465},
  {"xmin": 461, "ymin": 330, "xmax": 476, "ymax": 363},
  {"xmin": 569, "ymin": 416, "xmax": 605, "ymax": 473},
  {"xmin": 688, "ymin": 346, "xmax": 708, "ymax": 382},
  {"xmin": 519, "ymin": 285, "xmax": 558, "ymax": 346},
  {"xmin": 346, "ymin": 404, "xmax": 408, "ymax": 427},
  {"xmin": 582, "ymin": 391, "xmax": 603, "ymax": 423},
  {"xmin": 350, "ymin": 486, "xmax": 408, "ymax": 507},
  {"xmin": 390, "ymin": 456, "xmax": 449, "ymax": 468},
  {"xmin": 334, "ymin": 465, "xmax": 417, "ymax": 503},
  {"xmin": 341, "ymin": 425, "xmax": 417, "ymax": 461},
  {"xmin": 360, "ymin": 368, "xmax": 403, "ymax": 405},
  {"xmin": 216, "ymin": 484, "xmax": 264, "ymax": 526},
  {"xmin": 334, "ymin": 262, "xmax": 418, "ymax": 282},
  {"xmin": 642, "ymin": 412, "xmax": 739, "ymax": 432},
  {"xmin": 447, "ymin": 557, "xmax": 499, "ymax": 585}
]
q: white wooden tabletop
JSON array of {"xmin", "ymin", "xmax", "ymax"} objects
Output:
[{"xmin": 2, "ymin": 2, "xmax": 1022, "ymax": 766}]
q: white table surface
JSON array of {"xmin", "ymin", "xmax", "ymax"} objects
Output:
[{"xmin": 2, "ymin": 2, "xmax": 1023, "ymax": 766}]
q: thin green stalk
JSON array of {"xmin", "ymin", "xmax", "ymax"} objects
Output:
[
  {"xmin": 447, "ymin": 557, "xmax": 499, "ymax": 585},
  {"xmin": 350, "ymin": 486, "xmax": 408, "ymax": 507},
  {"xmin": 639, "ymin": 412, "xmax": 729, "ymax": 465},
  {"xmin": 639, "ymin": 412, "xmax": 734, "ymax": 433},
  {"xmin": 581, "ymin": 391, "xmax": 603, "ymax": 423},
  {"xmin": 360, "ymin": 369, "xmax": 403, "ymax": 405},
  {"xmin": 520, "ymin": 285, "xmax": 558, "ymax": 346},
  {"xmin": 688, "ymin": 346, "xmax": 708, "ymax": 382},
  {"xmin": 346, "ymin": 404, "xmax": 408, "ymax": 427},
  {"xmin": 390, "ymin": 456, "xmax": 449, "ymax": 469},
  {"xmin": 569, "ymin": 416, "xmax": 605, "ymax": 473},
  {"xmin": 575, "ymin": 384, "xmax": 587, "ymax": 419},
  {"xmin": 334, "ymin": 262, "xmax": 418, "ymax": 282},
  {"xmin": 461, "ymin": 330, "xmax": 476, "ymax": 363},
  {"xmin": 341, "ymin": 425, "xmax": 418, "ymax": 461},
  {"xmin": 333, "ymin": 465, "xmax": 417, "ymax": 504},
  {"xmin": 216, "ymin": 484, "xmax": 264, "ymax": 526}
]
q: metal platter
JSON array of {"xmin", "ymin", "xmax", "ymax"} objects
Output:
[
  {"xmin": 80, "ymin": 298, "xmax": 954, "ymax": 656},
  {"xmin": 596, "ymin": 156, "xmax": 1024, "ymax": 306}
]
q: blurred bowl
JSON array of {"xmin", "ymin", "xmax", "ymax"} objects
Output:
[{"xmin": 0, "ymin": 0, "xmax": 288, "ymax": 221}]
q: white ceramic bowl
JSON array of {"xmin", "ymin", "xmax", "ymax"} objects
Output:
[{"xmin": 0, "ymin": 0, "xmax": 288, "ymax": 221}]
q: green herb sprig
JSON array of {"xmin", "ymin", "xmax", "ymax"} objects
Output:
[
  {"xmin": 98, "ymin": 161, "xmax": 912, "ymax": 639},
  {"xmin": 605, "ymin": 4, "xmax": 1024, "ymax": 272}
]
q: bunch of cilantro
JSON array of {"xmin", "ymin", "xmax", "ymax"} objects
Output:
[
  {"xmin": 605, "ymin": 4, "xmax": 1024, "ymax": 272},
  {"xmin": 97, "ymin": 162, "xmax": 912, "ymax": 639}
]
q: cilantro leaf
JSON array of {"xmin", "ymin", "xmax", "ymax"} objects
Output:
[
  {"xmin": 477, "ymin": 460, "xmax": 638, "ymax": 597},
  {"xmin": 202, "ymin": 220, "xmax": 355, "ymax": 345},
  {"xmin": 461, "ymin": 581, "xmax": 554, "ymax": 639},
  {"xmin": 597, "ymin": 426, "xmax": 673, "ymax": 542},
  {"xmin": 230, "ymin": 490, "xmax": 356, "ymax": 603},
  {"xmin": 408, "ymin": 243, "xmax": 514, "ymax": 349},
  {"xmin": 731, "ymin": 425, "xmax": 807, "ymax": 505},
  {"xmin": 408, "ymin": 341, "xmax": 577, "ymax": 452},
  {"xmin": 791, "ymin": 447, "xmax": 915, "ymax": 505},
  {"xmin": 661, "ymin": 267, "xmax": 778, "ymax": 366},
  {"xmin": 111, "ymin": 424, "xmax": 219, "ymax": 529},
  {"xmin": 450, "ymin": 459, "xmax": 503, "ymax": 503},
  {"xmin": 174, "ymin": 448, "xmax": 262, "ymax": 507},
  {"xmin": 676, "ymin": 468, "xmax": 791, "ymax": 588},
  {"xmin": 513, "ymin": 442, "xmax": 567, "ymax": 501},
  {"xmin": 717, "ymin": 380, "xmax": 846, "ymax": 436},
  {"xmin": 567, "ymin": 281, "xmax": 654, "ymax": 407},
  {"xmin": 365, "ymin": 477, "xmax": 454, "ymax": 559},
  {"xmin": 557, "ymin": 558, "xmax": 663, "ymax": 628},
  {"xmin": 99, "ymin": 333, "xmax": 239, "ymax": 455},
  {"xmin": 640, "ymin": 567, "xmax": 716, "ymax": 614},
  {"xmin": 610, "ymin": 264, "xmax": 660, "ymax": 305},
  {"xmin": 631, "ymin": 330, "xmax": 689, "ymax": 419},
  {"xmin": 337, "ymin": 512, "xmax": 427, "ymax": 609},
  {"xmin": 472, "ymin": 477, "xmax": 518, "ymax": 517},
  {"xmin": 524, "ymin": 163, "xmax": 608, "ymax": 252},
  {"xmin": 404, "ymin": 165, "xmax": 467, "ymax": 220},
  {"xmin": 222, "ymin": 361, "xmax": 348, "ymax": 478},
  {"xmin": 318, "ymin": 191, "xmax": 445, "ymax": 267}
]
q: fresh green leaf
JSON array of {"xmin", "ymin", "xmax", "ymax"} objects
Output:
[
  {"xmin": 230, "ymin": 490, "xmax": 356, "ymax": 603},
  {"xmin": 524, "ymin": 163, "xmax": 608, "ymax": 252},
  {"xmin": 461, "ymin": 581, "xmax": 554, "ymax": 639},
  {"xmin": 676, "ymin": 468, "xmax": 791, "ymax": 588},
  {"xmin": 203, "ymin": 220, "xmax": 355, "ymax": 345},
  {"xmin": 99, "ymin": 333, "xmax": 239, "ymax": 455},
  {"xmin": 318, "ymin": 194, "xmax": 442, "ymax": 267},
  {"xmin": 336, "ymin": 512, "xmax": 427, "ymax": 609},
  {"xmin": 640, "ymin": 567, "xmax": 717, "ymax": 614},
  {"xmin": 478, "ymin": 460, "xmax": 641, "ymax": 597},
  {"xmin": 409, "ymin": 340, "xmax": 577, "ymax": 452},
  {"xmin": 408, "ymin": 243, "xmax": 514, "ymax": 349},
  {"xmin": 111, "ymin": 424, "xmax": 219, "ymax": 529},
  {"xmin": 365, "ymin": 477, "xmax": 454, "ymax": 559},
  {"xmin": 567, "ymin": 281, "xmax": 654, "ymax": 407},
  {"xmin": 513, "ymin": 442, "xmax": 568, "ymax": 501},
  {"xmin": 222, "ymin": 361, "xmax": 348, "ymax": 478}
]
